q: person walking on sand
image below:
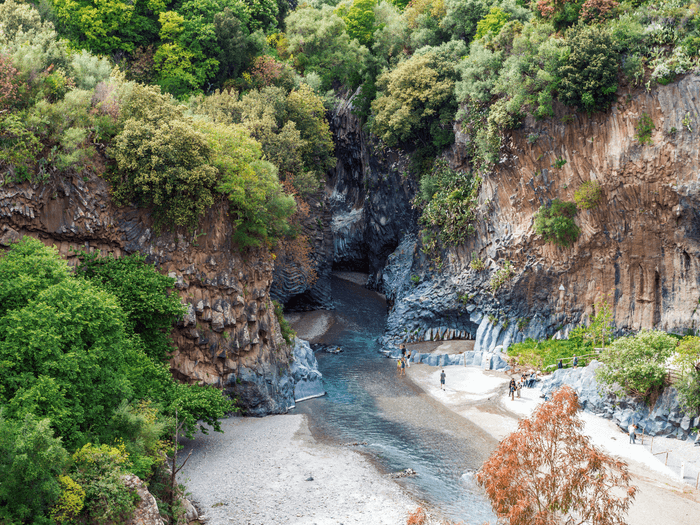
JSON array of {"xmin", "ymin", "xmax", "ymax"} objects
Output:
[
  {"xmin": 440, "ymin": 369, "xmax": 446, "ymax": 390},
  {"xmin": 400, "ymin": 357, "xmax": 406, "ymax": 377},
  {"xmin": 397, "ymin": 357, "xmax": 402, "ymax": 376},
  {"xmin": 509, "ymin": 377, "xmax": 516, "ymax": 401},
  {"xmin": 406, "ymin": 348, "xmax": 411, "ymax": 368}
]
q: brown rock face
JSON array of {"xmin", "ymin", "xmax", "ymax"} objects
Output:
[
  {"xmin": 454, "ymin": 75, "xmax": 700, "ymax": 334},
  {"xmin": 0, "ymin": 172, "xmax": 295, "ymax": 415}
]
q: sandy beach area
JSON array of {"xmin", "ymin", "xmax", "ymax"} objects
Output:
[
  {"xmin": 406, "ymin": 359, "xmax": 700, "ymax": 525},
  {"xmin": 178, "ymin": 414, "xmax": 417, "ymax": 525}
]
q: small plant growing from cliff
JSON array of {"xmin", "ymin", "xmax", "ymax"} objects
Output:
[
  {"xmin": 502, "ymin": 318, "xmax": 510, "ymax": 330},
  {"xmin": 669, "ymin": 127, "xmax": 678, "ymax": 135},
  {"xmin": 470, "ymin": 252, "xmax": 485, "ymax": 271},
  {"xmin": 478, "ymin": 387, "xmax": 637, "ymax": 525},
  {"xmin": 517, "ymin": 318, "xmax": 530, "ymax": 331},
  {"xmin": 273, "ymin": 300, "xmax": 296, "ymax": 346},
  {"xmin": 552, "ymin": 156, "xmax": 567, "ymax": 170},
  {"xmin": 489, "ymin": 261, "xmax": 514, "ymax": 293},
  {"xmin": 527, "ymin": 133, "xmax": 540, "ymax": 144},
  {"xmin": 410, "ymin": 274, "xmax": 420, "ymax": 285},
  {"xmin": 533, "ymin": 199, "xmax": 580, "ymax": 248},
  {"xmin": 683, "ymin": 112, "xmax": 693, "ymax": 132},
  {"xmin": 574, "ymin": 181, "xmax": 602, "ymax": 210},
  {"xmin": 635, "ymin": 112, "xmax": 655, "ymax": 145},
  {"xmin": 488, "ymin": 313, "xmax": 498, "ymax": 324}
]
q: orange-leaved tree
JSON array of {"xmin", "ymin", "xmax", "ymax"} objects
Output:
[{"xmin": 477, "ymin": 386, "xmax": 636, "ymax": 525}]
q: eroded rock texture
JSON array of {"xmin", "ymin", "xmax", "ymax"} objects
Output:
[
  {"xmin": 328, "ymin": 91, "xmax": 419, "ymax": 289},
  {"xmin": 0, "ymin": 172, "xmax": 295, "ymax": 415},
  {"xmin": 385, "ymin": 75, "xmax": 700, "ymax": 350}
]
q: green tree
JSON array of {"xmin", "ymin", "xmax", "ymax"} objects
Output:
[
  {"xmin": 76, "ymin": 251, "xmax": 185, "ymax": 362},
  {"xmin": 0, "ymin": 413, "xmax": 69, "ymax": 524},
  {"xmin": 673, "ymin": 336, "xmax": 700, "ymax": 415},
  {"xmin": 584, "ymin": 294, "xmax": 614, "ymax": 350},
  {"xmin": 557, "ymin": 25, "xmax": 619, "ymax": 113},
  {"xmin": 336, "ymin": 0, "xmax": 377, "ymax": 47},
  {"xmin": 0, "ymin": 277, "xmax": 137, "ymax": 446},
  {"xmin": 0, "ymin": 237, "xmax": 69, "ymax": 318},
  {"xmin": 371, "ymin": 41, "xmax": 465, "ymax": 150},
  {"xmin": 475, "ymin": 7, "xmax": 510, "ymax": 40},
  {"xmin": 110, "ymin": 83, "xmax": 218, "ymax": 229},
  {"xmin": 596, "ymin": 329, "xmax": 677, "ymax": 401},
  {"xmin": 285, "ymin": 4, "xmax": 369, "ymax": 90}
]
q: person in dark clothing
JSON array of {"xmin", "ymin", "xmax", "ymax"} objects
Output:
[
  {"xmin": 440, "ymin": 370, "xmax": 446, "ymax": 390},
  {"xmin": 557, "ymin": 359, "xmax": 563, "ymax": 369},
  {"xmin": 509, "ymin": 378, "xmax": 517, "ymax": 401},
  {"xmin": 573, "ymin": 354, "xmax": 578, "ymax": 368}
]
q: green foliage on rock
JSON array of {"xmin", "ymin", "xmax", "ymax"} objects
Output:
[
  {"xmin": 574, "ymin": 180, "xmax": 602, "ymax": 210},
  {"xmin": 417, "ymin": 159, "xmax": 481, "ymax": 246},
  {"xmin": 596, "ymin": 329, "xmax": 677, "ymax": 402},
  {"xmin": 76, "ymin": 251, "xmax": 185, "ymax": 363},
  {"xmin": 557, "ymin": 25, "xmax": 619, "ymax": 114},
  {"xmin": 273, "ymin": 300, "xmax": 296, "ymax": 345},
  {"xmin": 533, "ymin": 199, "xmax": 580, "ymax": 247}
]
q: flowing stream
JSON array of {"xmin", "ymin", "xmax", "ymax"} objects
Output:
[{"xmin": 291, "ymin": 275, "xmax": 497, "ymax": 523}]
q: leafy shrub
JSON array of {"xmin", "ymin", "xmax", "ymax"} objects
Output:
[
  {"xmin": 0, "ymin": 413, "xmax": 69, "ymax": 524},
  {"xmin": 71, "ymin": 443, "xmax": 137, "ymax": 525},
  {"xmin": 273, "ymin": 300, "xmax": 295, "ymax": 345},
  {"xmin": 557, "ymin": 26, "xmax": 619, "ymax": 113},
  {"xmin": 285, "ymin": 5, "xmax": 369, "ymax": 90},
  {"xmin": 533, "ymin": 199, "xmax": 580, "ymax": 247},
  {"xmin": 635, "ymin": 112, "xmax": 654, "ymax": 145},
  {"xmin": 622, "ymin": 53, "xmax": 645, "ymax": 86},
  {"xmin": 596, "ymin": 329, "xmax": 677, "ymax": 402},
  {"xmin": 51, "ymin": 475, "xmax": 86, "ymax": 523},
  {"xmin": 673, "ymin": 336, "xmax": 700, "ymax": 415},
  {"xmin": 489, "ymin": 260, "xmax": 514, "ymax": 292},
  {"xmin": 470, "ymin": 252, "xmax": 485, "ymax": 271},
  {"xmin": 76, "ymin": 250, "xmax": 185, "ymax": 362},
  {"xmin": 508, "ymin": 337, "xmax": 583, "ymax": 370},
  {"xmin": 417, "ymin": 159, "xmax": 481, "ymax": 246},
  {"xmin": 574, "ymin": 181, "xmax": 602, "ymax": 209},
  {"xmin": 372, "ymin": 41, "xmax": 465, "ymax": 150},
  {"xmin": 111, "ymin": 84, "xmax": 218, "ymax": 229},
  {"xmin": 475, "ymin": 7, "xmax": 510, "ymax": 40}
]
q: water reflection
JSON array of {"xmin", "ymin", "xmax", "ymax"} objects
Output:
[{"xmin": 291, "ymin": 276, "xmax": 496, "ymax": 523}]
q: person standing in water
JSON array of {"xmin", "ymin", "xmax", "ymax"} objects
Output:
[{"xmin": 440, "ymin": 370, "xmax": 446, "ymax": 390}]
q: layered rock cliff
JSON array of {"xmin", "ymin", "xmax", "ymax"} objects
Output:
[
  {"xmin": 0, "ymin": 171, "xmax": 296, "ymax": 415},
  {"xmin": 382, "ymin": 75, "xmax": 700, "ymax": 351}
]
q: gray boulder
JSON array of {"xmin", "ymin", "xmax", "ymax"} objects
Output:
[{"xmin": 290, "ymin": 338, "xmax": 325, "ymax": 402}]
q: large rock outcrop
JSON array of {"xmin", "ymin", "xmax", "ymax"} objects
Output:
[
  {"xmin": 328, "ymin": 91, "xmax": 419, "ymax": 289},
  {"xmin": 0, "ymin": 171, "xmax": 297, "ymax": 415},
  {"xmin": 384, "ymin": 75, "xmax": 700, "ymax": 350}
]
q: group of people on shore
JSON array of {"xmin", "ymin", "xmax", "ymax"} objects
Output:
[
  {"xmin": 396, "ymin": 344, "xmax": 411, "ymax": 377},
  {"xmin": 509, "ymin": 371, "xmax": 539, "ymax": 400}
]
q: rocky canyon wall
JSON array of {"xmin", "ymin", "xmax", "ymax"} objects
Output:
[
  {"xmin": 381, "ymin": 75, "xmax": 700, "ymax": 352},
  {"xmin": 0, "ymin": 172, "xmax": 296, "ymax": 415}
]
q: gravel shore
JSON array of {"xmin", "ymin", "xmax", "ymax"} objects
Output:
[{"xmin": 178, "ymin": 414, "xmax": 416, "ymax": 525}]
